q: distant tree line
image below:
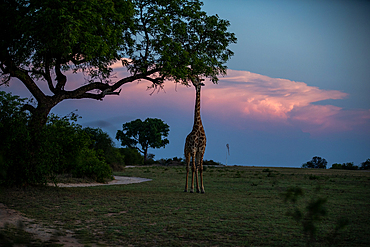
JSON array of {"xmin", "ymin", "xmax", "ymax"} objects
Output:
[
  {"xmin": 301, "ymin": 156, "xmax": 370, "ymax": 170},
  {"xmin": 330, "ymin": 160, "xmax": 370, "ymax": 170}
]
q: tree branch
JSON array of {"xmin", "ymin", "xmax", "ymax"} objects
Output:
[
  {"xmin": 55, "ymin": 60, "xmax": 67, "ymax": 92},
  {"xmin": 44, "ymin": 56, "xmax": 55, "ymax": 93},
  {"xmin": 6, "ymin": 60, "xmax": 47, "ymax": 104}
]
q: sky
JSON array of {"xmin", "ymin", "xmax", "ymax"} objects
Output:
[{"xmin": 3, "ymin": 0, "xmax": 370, "ymax": 167}]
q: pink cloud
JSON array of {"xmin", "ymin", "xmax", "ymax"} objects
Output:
[{"xmin": 198, "ymin": 70, "xmax": 369, "ymax": 135}]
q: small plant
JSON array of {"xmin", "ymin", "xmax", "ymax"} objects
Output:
[
  {"xmin": 308, "ymin": 175, "xmax": 319, "ymax": 180},
  {"xmin": 283, "ymin": 186, "xmax": 348, "ymax": 246},
  {"xmin": 267, "ymin": 171, "xmax": 275, "ymax": 177}
]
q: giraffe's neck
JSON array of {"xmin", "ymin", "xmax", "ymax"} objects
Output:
[{"xmin": 193, "ymin": 85, "xmax": 203, "ymax": 129}]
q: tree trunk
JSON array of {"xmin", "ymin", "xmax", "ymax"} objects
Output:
[
  {"xmin": 26, "ymin": 101, "xmax": 54, "ymax": 184},
  {"xmin": 29, "ymin": 105, "xmax": 52, "ymax": 133},
  {"xmin": 143, "ymin": 147, "xmax": 148, "ymax": 163}
]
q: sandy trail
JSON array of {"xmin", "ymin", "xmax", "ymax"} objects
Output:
[
  {"xmin": 48, "ymin": 175, "xmax": 152, "ymax": 187},
  {"xmin": 0, "ymin": 176, "xmax": 151, "ymax": 246}
]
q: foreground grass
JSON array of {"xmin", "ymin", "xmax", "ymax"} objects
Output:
[{"xmin": 1, "ymin": 166, "xmax": 370, "ymax": 246}]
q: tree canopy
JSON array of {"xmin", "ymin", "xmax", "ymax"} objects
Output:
[
  {"xmin": 116, "ymin": 118, "xmax": 169, "ymax": 162},
  {"xmin": 302, "ymin": 156, "xmax": 327, "ymax": 169},
  {"xmin": 0, "ymin": 0, "xmax": 237, "ymax": 130},
  {"xmin": 360, "ymin": 159, "xmax": 370, "ymax": 170}
]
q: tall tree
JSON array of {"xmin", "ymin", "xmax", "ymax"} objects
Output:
[
  {"xmin": 116, "ymin": 118, "xmax": 169, "ymax": 162},
  {"xmin": 0, "ymin": 0, "xmax": 237, "ymax": 133},
  {"xmin": 302, "ymin": 156, "xmax": 328, "ymax": 169}
]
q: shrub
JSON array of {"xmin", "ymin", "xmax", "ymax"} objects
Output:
[
  {"xmin": 0, "ymin": 91, "xmax": 113, "ymax": 185},
  {"xmin": 83, "ymin": 127, "xmax": 125, "ymax": 170},
  {"xmin": 119, "ymin": 148, "xmax": 144, "ymax": 166},
  {"xmin": 330, "ymin": 163, "xmax": 342, "ymax": 169},
  {"xmin": 73, "ymin": 148, "xmax": 112, "ymax": 183},
  {"xmin": 283, "ymin": 186, "xmax": 348, "ymax": 246},
  {"xmin": 203, "ymin": 159, "xmax": 223, "ymax": 166},
  {"xmin": 0, "ymin": 91, "xmax": 32, "ymax": 186}
]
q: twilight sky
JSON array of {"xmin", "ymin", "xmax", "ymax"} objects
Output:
[{"xmin": 3, "ymin": 0, "xmax": 370, "ymax": 167}]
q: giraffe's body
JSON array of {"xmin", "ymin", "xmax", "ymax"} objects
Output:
[{"xmin": 184, "ymin": 79, "xmax": 206, "ymax": 193}]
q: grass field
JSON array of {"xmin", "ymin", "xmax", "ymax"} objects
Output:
[{"xmin": 1, "ymin": 165, "xmax": 370, "ymax": 246}]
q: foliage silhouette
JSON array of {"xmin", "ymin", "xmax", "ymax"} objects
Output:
[
  {"xmin": 360, "ymin": 158, "xmax": 370, "ymax": 170},
  {"xmin": 283, "ymin": 186, "xmax": 348, "ymax": 246},
  {"xmin": 302, "ymin": 156, "xmax": 327, "ymax": 169},
  {"xmin": 0, "ymin": 91, "xmax": 112, "ymax": 185},
  {"xmin": 116, "ymin": 118, "xmax": 169, "ymax": 162}
]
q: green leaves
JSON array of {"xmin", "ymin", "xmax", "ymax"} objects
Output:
[
  {"xmin": 128, "ymin": 0, "xmax": 237, "ymax": 84},
  {"xmin": 1, "ymin": 0, "xmax": 236, "ymax": 102},
  {"xmin": 1, "ymin": 0, "xmax": 135, "ymax": 81}
]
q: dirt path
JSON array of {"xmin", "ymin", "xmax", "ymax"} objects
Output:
[
  {"xmin": 48, "ymin": 175, "xmax": 152, "ymax": 187},
  {"xmin": 0, "ymin": 176, "xmax": 151, "ymax": 246}
]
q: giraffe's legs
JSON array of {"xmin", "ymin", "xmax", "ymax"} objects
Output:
[
  {"xmin": 198, "ymin": 152, "xmax": 205, "ymax": 193},
  {"xmin": 199, "ymin": 169, "xmax": 205, "ymax": 193},
  {"xmin": 184, "ymin": 153, "xmax": 190, "ymax": 192},
  {"xmin": 195, "ymin": 153, "xmax": 200, "ymax": 193},
  {"xmin": 195, "ymin": 166, "xmax": 200, "ymax": 193},
  {"xmin": 190, "ymin": 154, "xmax": 196, "ymax": 193}
]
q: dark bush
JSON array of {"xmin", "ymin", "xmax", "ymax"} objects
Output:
[
  {"xmin": 0, "ymin": 91, "xmax": 32, "ymax": 186},
  {"xmin": 83, "ymin": 127, "xmax": 125, "ymax": 171},
  {"xmin": 330, "ymin": 162, "xmax": 359, "ymax": 170},
  {"xmin": 73, "ymin": 147, "xmax": 112, "ymax": 183},
  {"xmin": 119, "ymin": 148, "xmax": 144, "ymax": 166},
  {"xmin": 0, "ymin": 91, "xmax": 112, "ymax": 185},
  {"xmin": 203, "ymin": 159, "xmax": 223, "ymax": 166},
  {"xmin": 330, "ymin": 163, "xmax": 342, "ymax": 169}
]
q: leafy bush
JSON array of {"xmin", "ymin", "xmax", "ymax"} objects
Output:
[
  {"xmin": 0, "ymin": 91, "xmax": 112, "ymax": 185},
  {"xmin": 283, "ymin": 186, "xmax": 348, "ymax": 246},
  {"xmin": 106, "ymin": 148, "xmax": 126, "ymax": 171},
  {"xmin": 330, "ymin": 163, "xmax": 342, "ymax": 169},
  {"xmin": 119, "ymin": 148, "xmax": 144, "ymax": 166},
  {"xmin": 83, "ymin": 127, "xmax": 125, "ymax": 171},
  {"xmin": 73, "ymin": 148, "xmax": 112, "ymax": 183},
  {"xmin": 0, "ymin": 91, "xmax": 32, "ymax": 186},
  {"xmin": 41, "ymin": 115, "xmax": 112, "ymax": 182},
  {"xmin": 41, "ymin": 113, "xmax": 91, "ymax": 174}
]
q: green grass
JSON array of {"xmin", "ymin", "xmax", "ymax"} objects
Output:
[{"xmin": 1, "ymin": 166, "xmax": 370, "ymax": 246}]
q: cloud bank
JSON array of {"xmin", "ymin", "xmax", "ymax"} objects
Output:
[{"xmin": 201, "ymin": 70, "xmax": 370, "ymax": 135}]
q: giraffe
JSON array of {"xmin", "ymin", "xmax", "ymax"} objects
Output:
[{"xmin": 184, "ymin": 77, "xmax": 206, "ymax": 193}]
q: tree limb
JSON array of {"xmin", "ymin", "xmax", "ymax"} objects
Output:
[{"xmin": 55, "ymin": 60, "xmax": 67, "ymax": 92}]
